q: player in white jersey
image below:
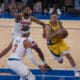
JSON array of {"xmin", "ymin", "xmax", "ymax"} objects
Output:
[
  {"xmin": 0, "ymin": 26, "xmax": 47, "ymax": 80},
  {"xmin": 11, "ymin": 5, "xmax": 44, "ymax": 40},
  {"xmin": 11, "ymin": 10, "xmax": 32, "ymax": 40},
  {"xmin": 1, "ymin": 3, "xmax": 52, "ymax": 69}
]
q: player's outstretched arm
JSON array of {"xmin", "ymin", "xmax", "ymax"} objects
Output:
[
  {"xmin": 26, "ymin": 48, "xmax": 47, "ymax": 71},
  {"xmin": 31, "ymin": 16, "xmax": 45, "ymax": 31},
  {"xmin": 45, "ymin": 22, "xmax": 68, "ymax": 40},
  {"xmin": 58, "ymin": 21, "xmax": 68, "ymax": 38},
  {"xmin": 24, "ymin": 40, "xmax": 47, "ymax": 71},
  {"xmin": 0, "ymin": 42, "xmax": 12, "ymax": 58},
  {"xmin": 32, "ymin": 44, "xmax": 45, "ymax": 63},
  {"xmin": 44, "ymin": 24, "xmax": 57, "ymax": 41},
  {"xmin": 32, "ymin": 16, "xmax": 45, "ymax": 27},
  {"xmin": 9, "ymin": 3, "xmax": 21, "ymax": 19}
]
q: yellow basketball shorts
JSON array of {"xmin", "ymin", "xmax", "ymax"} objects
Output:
[{"xmin": 47, "ymin": 40, "xmax": 68, "ymax": 56}]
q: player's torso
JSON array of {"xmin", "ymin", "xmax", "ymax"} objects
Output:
[
  {"xmin": 12, "ymin": 14, "xmax": 32, "ymax": 36},
  {"xmin": 20, "ymin": 14, "xmax": 32, "ymax": 27},
  {"xmin": 48, "ymin": 20, "xmax": 61, "ymax": 44},
  {"xmin": 9, "ymin": 36, "xmax": 27, "ymax": 59}
]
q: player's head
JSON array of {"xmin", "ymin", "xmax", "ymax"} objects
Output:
[
  {"xmin": 50, "ymin": 10, "xmax": 58, "ymax": 21},
  {"xmin": 22, "ymin": 6, "xmax": 32, "ymax": 16},
  {"xmin": 21, "ymin": 26, "xmax": 30, "ymax": 36}
]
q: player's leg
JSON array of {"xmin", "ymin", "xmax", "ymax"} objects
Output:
[
  {"xmin": 28, "ymin": 37, "xmax": 52, "ymax": 70},
  {"xmin": 32, "ymin": 43, "xmax": 45, "ymax": 63},
  {"xmin": 63, "ymin": 50, "xmax": 76, "ymax": 67},
  {"xmin": 28, "ymin": 37, "xmax": 45, "ymax": 62},
  {"xmin": 8, "ymin": 60, "xmax": 36, "ymax": 80},
  {"xmin": 47, "ymin": 45, "xmax": 63, "ymax": 64}
]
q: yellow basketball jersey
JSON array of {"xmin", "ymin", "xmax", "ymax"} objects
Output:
[
  {"xmin": 47, "ymin": 21, "xmax": 68, "ymax": 56},
  {"xmin": 48, "ymin": 20, "xmax": 61, "ymax": 44}
]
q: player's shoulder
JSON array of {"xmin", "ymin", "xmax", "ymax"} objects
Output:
[{"xmin": 31, "ymin": 16, "xmax": 37, "ymax": 21}]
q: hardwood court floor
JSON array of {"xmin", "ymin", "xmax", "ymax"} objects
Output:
[{"xmin": 0, "ymin": 19, "xmax": 80, "ymax": 69}]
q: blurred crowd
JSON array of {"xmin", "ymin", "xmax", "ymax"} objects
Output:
[{"xmin": 0, "ymin": 0, "xmax": 80, "ymax": 15}]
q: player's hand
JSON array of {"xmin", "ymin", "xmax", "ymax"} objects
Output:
[
  {"xmin": 44, "ymin": 64, "xmax": 52, "ymax": 71},
  {"xmin": 9, "ymin": 2, "xmax": 14, "ymax": 9},
  {"xmin": 39, "ymin": 65, "xmax": 47, "ymax": 72}
]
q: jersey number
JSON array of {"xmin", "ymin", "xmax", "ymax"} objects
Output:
[{"xmin": 12, "ymin": 44, "xmax": 18, "ymax": 53}]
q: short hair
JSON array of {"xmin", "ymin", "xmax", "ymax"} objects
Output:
[
  {"xmin": 22, "ymin": 6, "xmax": 31, "ymax": 11},
  {"xmin": 50, "ymin": 10, "xmax": 58, "ymax": 15}
]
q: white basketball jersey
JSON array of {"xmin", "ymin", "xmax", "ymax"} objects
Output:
[
  {"xmin": 9, "ymin": 36, "xmax": 27, "ymax": 60},
  {"xmin": 12, "ymin": 23, "xmax": 22, "ymax": 37},
  {"xmin": 12, "ymin": 14, "xmax": 32, "ymax": 38}
]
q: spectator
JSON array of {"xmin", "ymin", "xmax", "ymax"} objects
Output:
[
  {"xmin": 33, "ymin": 3, "xmax": 36, "ymax": 13},
  {"xmin": 49, "ymin": 3, "xmax": 57, "ymax": 14},
  {"xmin": 4, "ymin": 0, "xmax": 9, "ymax": 12},
  {"xmin": 70, "ymin": 0, "xmax": 80, "ymax": 15},
  {"xmin": 0, "ymin": 0, "xmax": 4, "ymax": 13},
  {"xmin": 0, "ymin": 3, "xmax": 1, "ymax": 13},
  {"xmin": 1, "ymin": 3, "xmax": 4, "ymax": 12},
  {"xmin": 44, "ymin": 8, "xmax": 48, "ymax": 13},
  {"xmin": 74, "ymin": 0, "xmax": 80, "ymax": 10},
  {"xmin": 34, "ymin": 1, "xmax": 42, "ymax": 13},
  {"xmin": 63, "ymin": 0, "xmax": 73, "ymax": 13},
  {"xmin": 16, "ymin": 2, "xmax": 22, "ymax": 13},
  {"xmin": 22, "ymin": 0, "xmax": 29, "ymax": 6}
]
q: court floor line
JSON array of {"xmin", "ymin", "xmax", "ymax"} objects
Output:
[
  {"xmin": 0, "ymin": 26, "xmax": 80, "ymax": 30},
  {"xmin": 36, "ymin": 75, "xmax": 76, "ymax": 77}
]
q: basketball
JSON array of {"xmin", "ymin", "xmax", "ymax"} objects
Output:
[{"xmin": 58, "ymin": 29, "xmax": 68, "ymax": 39}]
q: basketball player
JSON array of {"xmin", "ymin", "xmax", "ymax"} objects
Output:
[
  {"xmin": 0, "ymin": 26, "xmax": 47, "ymax": 80},
  {"xmin": 0, "ymin": 3, "xmax": 51, "ymax": 69},
  {"xmin": 44, "ymin": 10, "xmax": 76, "ymax": 67}
]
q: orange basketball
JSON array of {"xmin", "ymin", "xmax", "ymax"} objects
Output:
[{"xmin": 58, "ymin": 29, "xmax": 68, "ymax": 39}]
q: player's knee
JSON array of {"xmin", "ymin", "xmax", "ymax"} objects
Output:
[{"xmin": 31, "ymin": 42, "xmax": 38, "ymax": 49}]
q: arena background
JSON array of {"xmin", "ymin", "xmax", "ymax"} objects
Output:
[{"xmin": 0, "ymin": 0, "xmax": 80, "ymax": 80}]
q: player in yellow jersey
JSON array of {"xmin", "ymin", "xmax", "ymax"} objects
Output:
[{"xmin": 44, "ymin": 11, "xmax": 76, "ymax": 67}]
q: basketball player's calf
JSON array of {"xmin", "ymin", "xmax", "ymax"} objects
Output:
[
  {"xmin": 65, "ymin": 53, "xmax": 76, "ymax": 67},
  {"xmin": 31, "ymin": 42, "xmax": 52, "ymax": 70},
  {"xmin": 55, "ymin": 53, "xmax": 76, "ymax": 67}
]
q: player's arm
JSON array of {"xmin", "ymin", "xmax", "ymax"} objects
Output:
[
  {"xmin": 9, "ymin": 3, "xmax": 21, "ymax": 19},
  {"xmin": 31, "ymin": 16, "xmax": 45, "ymax": 30},
  {"xmin": 24, "ymin": 40, "xmax": 42, "ymax": 66},
  {"xmin": 32, "ymin": 16, "xmax": 46, "ymax": 38},
  {"xmin": 0, "ymin": 42, "xmax": 12, "ymax": 58},
  {"xmin": 45, "ymin": 24, "xmax": 51, "ymax": 40},
  {"xmin": 45, "ymin": 24, "xmax": 60, "ymax": 40},
  {"xmin": 32, "ymin": 16, "xmax": 45, "ymax": 27},
  {"xmin": 58, "ymin": 20, "xmax": 68, "ymax": 38},
  {"xmin": 24, "ymin": 40, "xmax": 46, "ymax": 71}
]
